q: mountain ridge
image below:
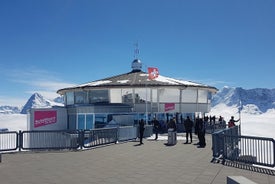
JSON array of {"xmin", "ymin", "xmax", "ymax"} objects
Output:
[{"xmin": 1, "ymin": 87, "xmax": 275, "ymax": 114}]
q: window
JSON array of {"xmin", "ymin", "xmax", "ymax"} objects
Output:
[
  {"xmin": 89, "ymin": 90, "xmax": 109, "ymax": 103},
  {"xmin": 75, "ymin": 91, "xmax": 87, "ymax": 104},
  {"xmin": 181, "ymin": 89, "xmax": 197, "ymax": 103},
  {"xmin": 66, "ymin": 92, "xmax": 74, "ymax": 105},
  {"xmin": 159, "ymin": 88, "xmax": 180, "ymax": 102}
]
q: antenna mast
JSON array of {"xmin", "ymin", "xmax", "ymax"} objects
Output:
[{"xmin": 134, "ymin": 42, "xmax": 139, "ymax": 59}]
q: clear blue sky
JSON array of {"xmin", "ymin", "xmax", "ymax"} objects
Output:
[{"xmin": 0, "ymin": 0, "xmax": 274, "ymax": 106}]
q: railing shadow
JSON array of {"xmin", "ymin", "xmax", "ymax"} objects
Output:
[{"xmin": 222, "ymin": 160, "xmax": 275, "ymax": 176}]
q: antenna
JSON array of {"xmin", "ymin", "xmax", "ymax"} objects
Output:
[{"xmin": 134, "ymin": 42, "xmax": 139, "ymax": 59}]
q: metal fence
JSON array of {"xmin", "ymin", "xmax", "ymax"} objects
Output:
[
  {"xmin": 0, "ymin": 125, "xmax": 153, "ymax": 153},
  {"xmin": 212, "ymin": 126, "xmax": 275, "ymax": 168}
]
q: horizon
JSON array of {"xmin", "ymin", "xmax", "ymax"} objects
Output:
[{"xmin": 1, "ymin": 0, "xmax": 274, "ymax": 106}]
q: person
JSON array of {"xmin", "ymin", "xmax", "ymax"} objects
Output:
[
  {"xmin": 152, "ymin": 117, "xmax": 160, "ymax": 140},
  {"xmin": 139, "ymin": 119, "xmax": 145, "ymax": 144},
  {"xmin": 167, "ymin": 117, "xmax": 177, "ymax": 132},
  {"xmin": 228, "ymin": 116, "xmax": 239, "ymax": 128},
  {"xmin": 184, "ymin": 116, "xmax": 194, "ymax": 144},
  {"xmin": 197, "ymin": 118, "xmax": 206, "ymax": 148}
]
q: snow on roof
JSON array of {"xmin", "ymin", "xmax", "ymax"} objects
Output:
[{"xmin": 78, "ymin": 80, "xmax": 112, "ymax": 87}]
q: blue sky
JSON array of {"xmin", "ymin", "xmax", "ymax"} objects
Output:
[{"xmin": 0, "ymin": 0, "xmax": 274, "ymax": 106}]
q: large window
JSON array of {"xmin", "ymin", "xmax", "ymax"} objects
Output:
[
  {"xmin": 66, "ymin": 92, "xmax": 74, "ymax": 105},
  {"xmin": 181, "ymin": 89, "xmax": 197, "ymax": 103},
  {"xmin": 89, "ymin": 90, "xmax": 109, "ymax": 103},
  {"xmin": 134, "ymin": 88, "xmax": 148, "ymax": 103},
  {"xmin": 159, "ymin": 88, "xmax": 180, "ymax": 102},
  {"xmin": 77, "ymin": 114, "xmax": 94, "ymax": 130},
  {"xmin": 110, "ymin": 89, "xmax": 122, "ymax": 103},
  {"xmin": 75, "ymin": 91, "xmax": 87, "ymax": 104},
  {"xmin": 122, "ymin": 89, "xmax": 133, "ymax": 104},
  {"xmin": 198, "ymin": 89, "xmax": 208, "ymax": 103}
]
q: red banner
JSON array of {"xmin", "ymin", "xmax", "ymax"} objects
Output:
[
  {"xmin": 148, "ymin": 67, "xmax": 159, "ymax": 80},
  {"xmin": 165, "ymin": 103, "xmax": 175, "ymax": 112},
  {"xmin": 34, "ymin": 110, "xmax": 57, "ymax": 128}
]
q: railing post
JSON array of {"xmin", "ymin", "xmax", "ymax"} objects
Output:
[
  {"xmin": 222, "ymin": 132, "xmax": 225, "ymax": 165},
  {"xmin": 116, "ymin": 127, "xmax": 119, "ymax": 144},
  {"xmin": 0, "ymin": 153, "xmax": 2, "ymax": 163},
  {"xmin": 18, "ymin": 131, "xmax": 23, "ymax": 152},
  {"xmin": 273, "ymin": 139, "xmax": 275, "ymax": 167}
]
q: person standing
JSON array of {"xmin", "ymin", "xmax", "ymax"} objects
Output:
[
  {"xmin": 228, "ymin": 116, "xmax": 239, "ymax": 128},
  {"xmin": 197, "ymin": 118, "xmax": 206, "ymax": 148},
  {"xmin": 153, "ymin": 117, "xmax": 160, "ymax": 140},
  {"xmin": 184, "ymin": 116, "xmax": 194, "ymax": 144},
  {"xmin": 139, "ymin": 119, "xmax": 145, "ymax": 144}
]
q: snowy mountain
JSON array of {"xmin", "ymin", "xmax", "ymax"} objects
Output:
[
  {"xmin": 0, "ymin": 106, "xmax": 21, "ymax": 114},
  {"xmin": 20, "ymin": 93, "xmax": 64, "ymax": 114},
  {"xmin": 212, "ymin": 86, "xmax": 275, "ymax": 114}
]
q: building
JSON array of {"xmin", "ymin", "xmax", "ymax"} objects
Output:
[{"xmin": 27, "ymin": 59, "xmax": 217, "ymax": 131}]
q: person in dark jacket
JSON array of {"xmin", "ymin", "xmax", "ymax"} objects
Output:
[
  {"xmin": 184, "ymin": 116, "xmax": 194, "ymax": 144},
  {"xmin": 153, "ymin": 117, "xmax": 160, "ymax": 140},
  {"xmin": 197, "ymin": 118, "xmax": 206, "ymax": 148},
  {"xmin": 168, "ymin": 117, "xmax": 177, "ymax": 132},
  {"xmin": 139, "ymin": 119, "xmax": 145, "ymax": 144}
]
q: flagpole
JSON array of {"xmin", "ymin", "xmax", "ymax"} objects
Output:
[{"xmin": 238, "ymin": 100, "xmax": 242, "ymax": 135}]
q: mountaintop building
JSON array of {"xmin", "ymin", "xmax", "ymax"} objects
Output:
[{"xmin": 27, "ymin": 59, "xmax": 217, "ymax": 131}]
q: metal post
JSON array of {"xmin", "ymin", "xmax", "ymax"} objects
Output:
[{"xmin": 0, "ymin": 153, "xmax": 2, "ymax": 163}]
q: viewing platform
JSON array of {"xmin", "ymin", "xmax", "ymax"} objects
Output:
[{"xmin": 0, "ymin": 134, "xmax": 274, "ymax": 184}]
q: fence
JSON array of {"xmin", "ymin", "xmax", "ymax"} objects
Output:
[
  {"xmin": 212, "ymin": 126, "xmax": 275, "ymax": 168},
  {"xmin": 0, "ymin": 125, "xmax": 153, "ymax": 153}
]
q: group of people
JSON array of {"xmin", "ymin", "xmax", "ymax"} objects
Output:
[{"xmin": 139, "ymin": 115, "xmax": 240, "ymax": 146}]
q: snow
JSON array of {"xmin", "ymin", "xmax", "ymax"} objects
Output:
[
  {"xmin": 0, "ymin": 114, "xmax": 27, "ymax": 131},
  {"xmin": 207, "ymin": 103, "xmax": 275, "ymax": 139},
  {"xmin": 79, "ymin": 80, "xmax": 112, "ymax": 87}
]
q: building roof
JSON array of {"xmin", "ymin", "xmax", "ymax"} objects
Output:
[{"xmin": 57, "ymin": 65, "xmax": 218, "ymax": 95}]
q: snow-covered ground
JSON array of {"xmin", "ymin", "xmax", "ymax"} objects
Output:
[
  {"xmin": 0, "ymin": 114, "xmax": 27, "ymax": 131},
  {"xmin": 0, "ymin": 104, "xmax": 274, "ymax": 139},
  {"xmin": 208, "ymin": 104, "xmax": 275, "ymax": 139}
]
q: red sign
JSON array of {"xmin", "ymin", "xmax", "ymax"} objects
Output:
[
  {"xmin": 148, "ymin": 67, "xmax": 159, "ymax": 80},
  {"xmin": 165, "ymin": 103, "xmax": 175, "ymax": 111},
  {"xmin": 34, "ymin": 110, "xmax": 57, "ymax": 128}
]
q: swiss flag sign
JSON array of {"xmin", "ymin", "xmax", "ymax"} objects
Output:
[{"xmin": 148, "ymin": 67, "xmax": 159, "ymax": 80}]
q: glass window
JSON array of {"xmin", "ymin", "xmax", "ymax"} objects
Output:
[
  {"xmin": 75, "ymin": 91, "xmax": 87, "ymax": 104},
  {"xmin": 152, "ymin": 89, "xmax": 158, "ymax": 103},
  {"xmin": 122, "ymin": 88, "xmax": 133, "ymax": 104},
  {"xmin": 181, "ymin": 89, "xmax": 197, "ymax": 103},
  {"xmin": 110, "ymin": 89, "xmax": 122, "ymax": 103},
  {"xmin": 95, "ymin": 114, "xmax": 108, "ymax": 128},
  {"xmin": 89, "ymin": 90, "xmax": 109, "ymax": 103},
  {"xmin": 134, "ymin": 88, "xmax": 148, "ymax": 103},
  {"xmin": 66, "ymin": 92, "xmax": 74, "ymax": 105},
  {"xmin": 159, "ymin": 88, "xmax": 180, "ymax": 102},
  {"xmin": 77, "ymin": 114, "xmax": 85, "ymax": 130},
  {"xmin": 198, "ymin": 90, "xmax": 208, "ymax": 103},
  {"xmin": 86, "ymin": 114, "xmax": 94, "ymax": 129}
]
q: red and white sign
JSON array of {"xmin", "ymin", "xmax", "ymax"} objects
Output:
[
  {"xmin": 34, "ymin": 110, "xmax": 57, "ymax": 128},
  {"xmin": 148, "ymin": 67, "xmax": 159, "ymax": 80},
  {"xmin": 165, "ymin": 103, "xmax": 175, "ymax": 112}
]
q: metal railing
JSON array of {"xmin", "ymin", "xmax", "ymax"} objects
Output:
[
  {"xmin": 212, "ymin": 126, "xmax": 275, "ymax": 168},
  {"xmin": 223, "ymin": 135, "xmax": 275, "ymax": 167},
  {"xmin": 0, "ymin": 125, "xmax": 153, "ymax": 153}
]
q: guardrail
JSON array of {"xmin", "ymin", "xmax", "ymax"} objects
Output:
[
  {"xmin": 223, "ymin": 135, "xmax": 275, "ymax": 167},
  {"xmin": 212, "ymin": 125, "xmax": 275, "ymax": 168},
  {"xmin": 0, "ymin": 126, "xmax": 153, "ymax": 153}
]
